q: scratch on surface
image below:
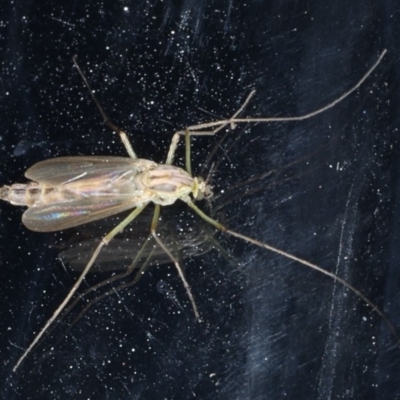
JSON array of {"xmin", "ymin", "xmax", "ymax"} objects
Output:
[{"xmin": 317, "ymin": 179, "xmax": 357, "ymax": 400}]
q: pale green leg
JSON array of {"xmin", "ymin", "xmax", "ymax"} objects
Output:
[
  {"xmin": 185, "ymin": 199, "xmax": 400, "ymax": 346},
  {"xmin": 13, "ymin": 204, "xmax": 148, "ymax": 372},
  {"xmin": 150, "ymin": 204, "xmax": 201, "ymax": 321}
]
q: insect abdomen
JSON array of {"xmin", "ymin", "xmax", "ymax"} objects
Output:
[{"xmin": 0, "ymin": 183, "xmax": 57, "ymax": 207}]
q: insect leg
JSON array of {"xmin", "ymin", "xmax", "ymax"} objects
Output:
[
  {"xmin": 166, "ymin": 49, "xmax": 386, "ymax": 172},
  {"xmin": 185, "ymin": 199, "xmax": 400, "ymax": 347},
  {"xmin": 150, "ymin": 204, "xmax": 201, "ymax": 321},
  {"xmin": 165, "ymin": 90, "xmax": 256, "ymax": 168},
  {"xmin": 13, "ymin": 204, "xmax": 148, "ymax": 372},
  {"xmin": 186, "ymin": 50, "xmax": 388, "ymax": 133},
  {"xmin": 72, "ymin": 56, "xmax": 137, "ymax": 159},
  {"xmin": 166, "ymin": 49, "xmax": 387, "ymax": 171}
]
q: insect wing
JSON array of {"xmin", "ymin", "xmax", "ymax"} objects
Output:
[
  {"xmin": 25, "ymin": 156, "xmax": 154, "ymax": 184},
  {"xmin": 22, "ymin": 156, "xmax": 155, "ymax": 232},
  {"xmin": 22, "ymin": 196, "xmax": 145, "ymax": 232}
]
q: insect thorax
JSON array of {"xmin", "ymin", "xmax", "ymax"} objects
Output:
[{"xmin": 140, "ymin": 164, "xmax": 206, "ymax": 206}]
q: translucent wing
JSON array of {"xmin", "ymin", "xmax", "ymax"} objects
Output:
[
  {"xmin": 25, "ymin": 156, "xmax": 156, "ymax": 184},
  {"xmin": 22, "ymin": 156, "xmax": 156, "ymax": 232},
  {"xmin": 22, "ymin": 196, "xmax": 148, "ymax": 232}
]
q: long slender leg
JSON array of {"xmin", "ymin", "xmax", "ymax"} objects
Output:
[
  {"xmin": 165, "ymin": 90, "xmax": 256, "ymax": 167},
  {"xmin": 13, "ymin": 204, "xmax": 148, "ymax": 372},
  {"xmin": 72, "ymin": 56, "xmax": 138, "ymax": 159},
  {"xmin": 150, "ymin": 204, "xmax": 201, "ymax": 321},
  {"xmin": 188, "ymin": 49, "xmax": 387, "ymax": 133},
  {"xmin": 184, "ymin": 130, "xmax": 192, "ymax": 175},
  {"xmin": 185, "ymin": 199, "xmax": 400, "ymax": 347},
  {"xmin": 166, "ymin": 49, "xmax": 387, "ymax": 170}
]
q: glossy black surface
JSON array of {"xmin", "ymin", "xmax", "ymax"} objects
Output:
[{"xmin": 0, "ymin": 1, "xmax": 400, "ymax": 399}]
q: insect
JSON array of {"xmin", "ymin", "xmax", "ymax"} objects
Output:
[{"xmin": 1, "ymin": 49, "xmax": 395, "ymax": 372}]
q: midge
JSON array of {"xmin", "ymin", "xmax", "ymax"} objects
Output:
[{"xmin": 2, "ymin": 49, "xmax": 396, "ymax": 372}]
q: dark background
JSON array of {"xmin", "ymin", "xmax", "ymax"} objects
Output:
[{"xmin": 0, "ymin": 1, "xmax": 400, "ymax": 399}]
